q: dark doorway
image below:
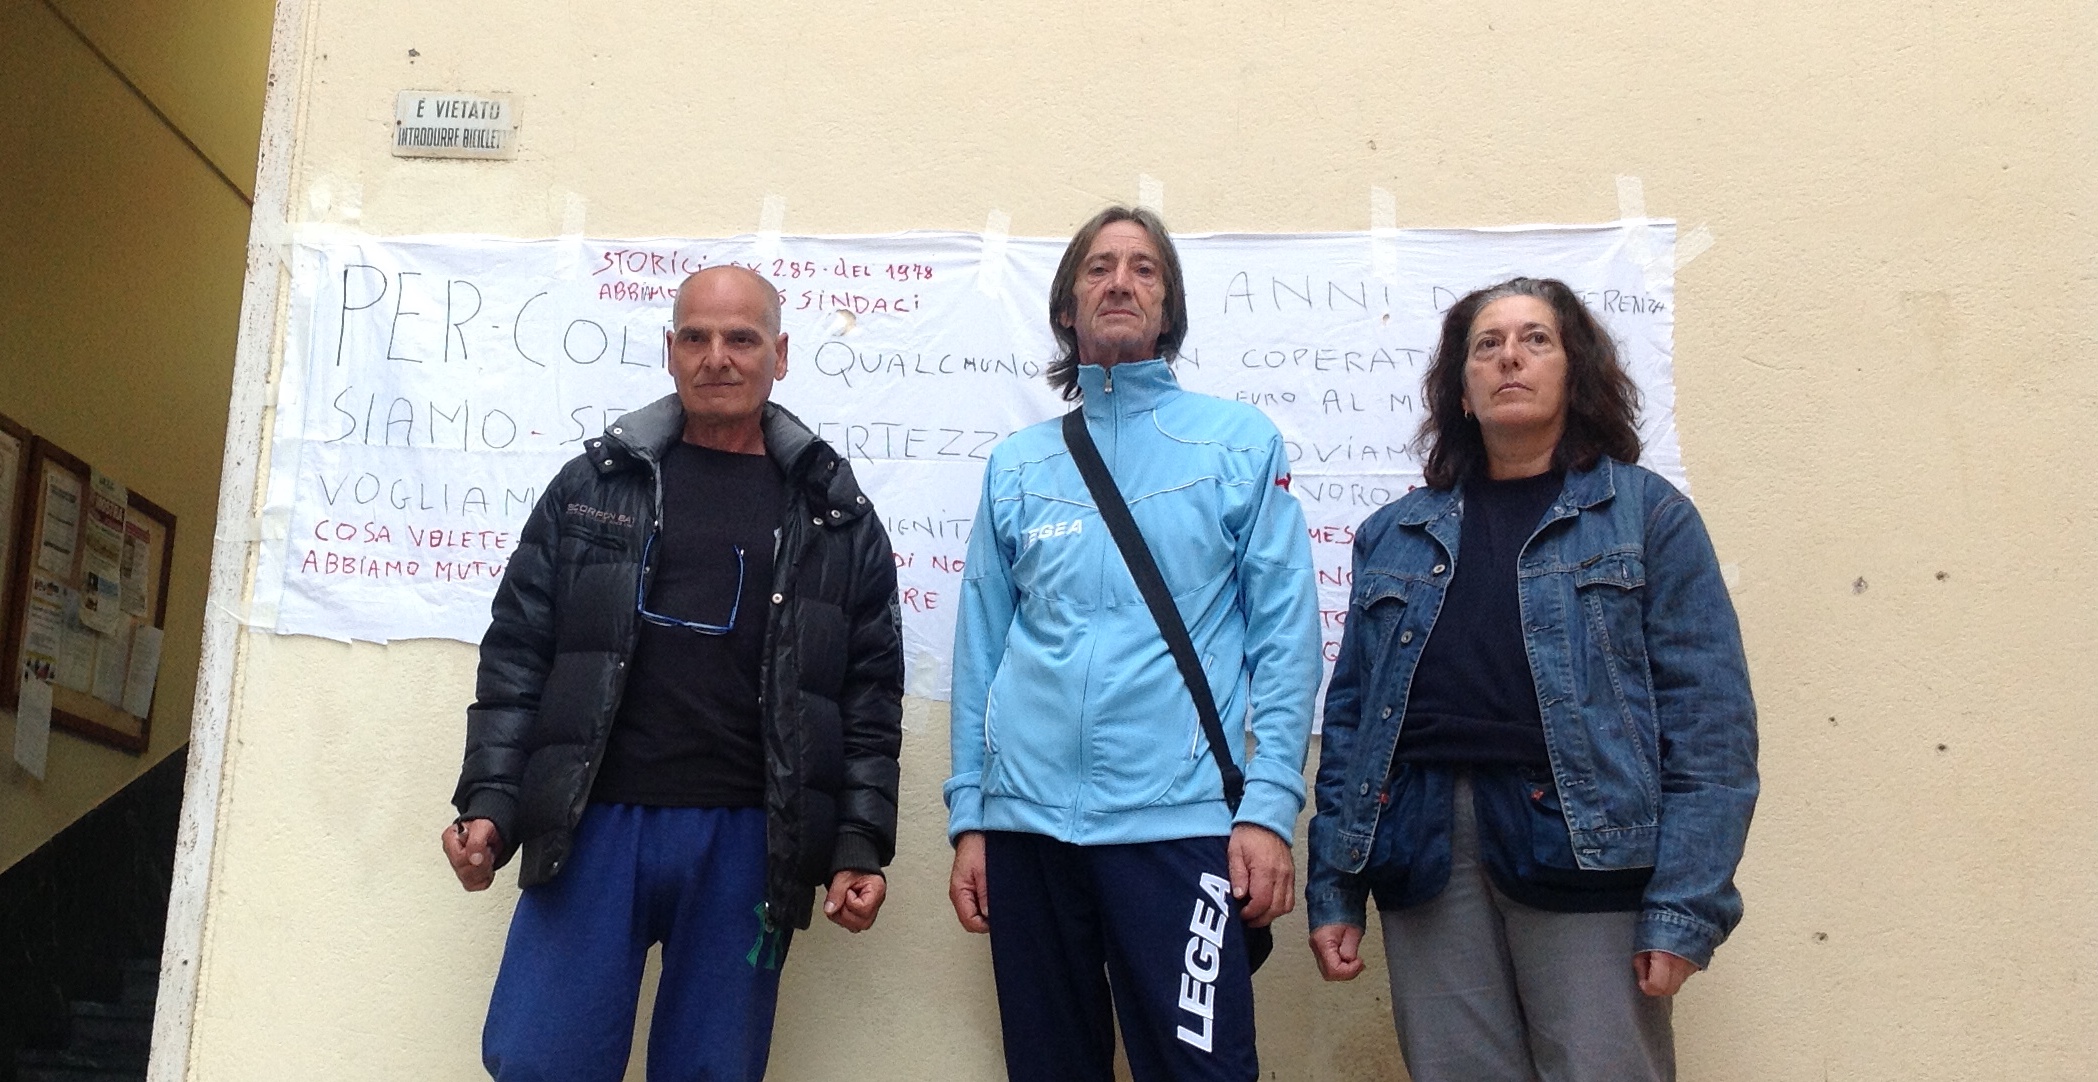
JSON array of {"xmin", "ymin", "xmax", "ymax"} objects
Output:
[{"xmin": 0, "ymin": 746, "xmax": 186, "ymax": 1082}]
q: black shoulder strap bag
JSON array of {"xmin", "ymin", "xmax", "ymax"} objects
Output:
[{"xmin": 1062, "ymin": 408, "xmax": 1275, "ymax": 973}]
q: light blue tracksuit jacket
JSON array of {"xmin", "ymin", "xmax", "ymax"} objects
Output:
[{"xmin": 944, "ymin": 359, "xmax": 1321, "ymax": 846}]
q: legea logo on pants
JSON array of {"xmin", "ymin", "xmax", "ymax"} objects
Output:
[{"xmin": 1176, "ymin": 872, "xmax": 1234, "ymax": 1052}]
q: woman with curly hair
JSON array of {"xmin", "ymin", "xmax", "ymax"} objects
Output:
[{"xmin": 1304, "ymin": 277, "xmax": 1758, "ymax": 1082}]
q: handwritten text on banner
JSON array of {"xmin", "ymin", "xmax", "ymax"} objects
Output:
[{"xmin": 258, "ymin": 225, "xmax": 1684, "ymax": 701}]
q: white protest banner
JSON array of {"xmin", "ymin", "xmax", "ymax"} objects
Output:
[{"xmin": 258, "ymin": 225, "xmax": 1684, "ymax": 701}]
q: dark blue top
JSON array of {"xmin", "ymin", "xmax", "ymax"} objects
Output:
[{"xmin": 1396, "ymin": 470, "xmax": 1563, "ymax": 766}]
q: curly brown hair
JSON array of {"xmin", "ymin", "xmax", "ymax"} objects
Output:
[{"xmin": 1412, "ymin": 277, "xmax": 1642, "ymax": 489}]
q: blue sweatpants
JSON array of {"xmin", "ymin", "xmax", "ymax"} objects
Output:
[
  {"xmin": 482, "ymin": 804, "xmax": 787, "ymax": 1082},
  {"xmin": 984, "ymin": 831, "xmax": 1258, "ymax": 1082}
]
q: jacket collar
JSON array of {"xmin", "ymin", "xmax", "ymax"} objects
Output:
[
  {"xmin": 1556, "ymin": 456, "xmax": 1619, "ymax": 512},
  {"xmin": 592, "ymin": 395, "xmax": 873, "ymax": 523},
  {"xmin": 598, "ymin": 394, "xmax": 685, "ymax": 462},
  {"xmin": 1394, "ymin": 457, "xmax": 1620, "ymax": 526},
  {"xmin": 1076, "ymin": 357, "xmax": 1179, "ymax": 415},
  {"xmin": 1394, "ymin": 483, "xmax": 1459, "ymax": 526}
]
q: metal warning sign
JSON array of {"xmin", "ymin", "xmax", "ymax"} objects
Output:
[{"xmin": 392, "ymin": 91, "xmax": 518, "ymax": 160}]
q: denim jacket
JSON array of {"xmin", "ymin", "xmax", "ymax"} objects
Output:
[{"xmin": 1305, "ymin": 458, "xmax": 1757, "ymax": 966}]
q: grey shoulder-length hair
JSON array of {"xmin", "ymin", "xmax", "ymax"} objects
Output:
[{"xmin": 1044, "ymin": 206, "xmax": 1190, "ymax": 401}]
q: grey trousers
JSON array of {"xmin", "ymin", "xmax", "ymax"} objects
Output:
[{"xmin": 1377, "ymin": 774, "xmax": 1675, "ymax": 1082}]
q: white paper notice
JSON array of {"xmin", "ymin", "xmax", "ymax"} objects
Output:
[
  {"xmin": 19, "ymin": 573, "xmax": 65, "ymax": 683},
  {"xmin": 78, "ymin": 471, "xmax": 127, "ymax": 633},
  {"xmin": 55, "ymin": 597, "xmax": 96, "ymax": 694},
  {"xmin": 122, "ymin": 624, "xmax": 164, "ymax": 718},
  {"xmin": 261, "ymin": 225, "xmax": 1686, "ymax": 702},
  {"xmin": 92, "ymin": 617, "xmax": 133, "ymax": 706},
  {"xmin": 14, "ymin": 678, "xmax": 52, "ymax": 779},
  {"xmin": 119, "ymin": 515, "xmax": 152, "ymax": 616},
  {"xmin": 79, "ymin": 553, "xmax": 124, "ymax": 633},
  {"xmin": 37, "ymin": 468, "xmax": 81, "ymax": 577}
]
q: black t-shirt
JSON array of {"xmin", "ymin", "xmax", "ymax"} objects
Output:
[
  {"xmin": 1396, "ymin": 470, "xmax": 1565, "ymax": 767},
  {"xmin": 591, "ymin": 442, "xmax": 785, "ymax": 807}
]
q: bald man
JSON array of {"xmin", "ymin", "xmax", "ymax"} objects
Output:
[{"xmin": 444, "ymin": 267, "xmax": 904, "ymax": 1082}]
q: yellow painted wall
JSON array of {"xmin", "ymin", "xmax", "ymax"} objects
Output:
[
  {"xmin": 185, "ymin": 2, "xmax": 2096, "ymax": 1079},
  {"xmin": 45, "ymin": 0, "xmax": 276, "ymax": 198},
  {"xmin": 0, "ymin": 0, "xmax": 259, "ymax": 868}
]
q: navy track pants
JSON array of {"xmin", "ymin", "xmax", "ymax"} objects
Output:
[
  {"xmin": 482, "ymin": 804, "xmax": 786, "ymax": 1082},
  {"xmin": 984, "ymin": 830, "xmax": 1258, "ymax": 1082}
]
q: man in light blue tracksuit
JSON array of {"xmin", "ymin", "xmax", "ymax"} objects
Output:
[{"xmin": 944, "ymin": 206, "xmax": 1321, "ymax": 1082}]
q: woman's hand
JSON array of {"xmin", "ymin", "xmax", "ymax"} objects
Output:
[
  {"xmin": 1634, "ymin": 950, "xmax": 1700, "ymax": 996},
  {"xmin": 1309, "ymin": 923, "xmax": 1365, "ymax": 981}
]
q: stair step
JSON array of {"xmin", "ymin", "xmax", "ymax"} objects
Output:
[
  {"xmin": 66, "ymin": 1000, "xmax": 154, "ymax": 1051},
  {"xmin": 15, "ymin": 1045, "xmax": 148, "ymax": 1082},
  {"xmin": 119, "ymin": 960, "xmax": 159, "ymax": 1006},
  {"xmin": 71, "ymin": 1000, "xmax": 153, "ymax": 1021},
  {"xmin": 63, "ymin": 1031, "xmax": 153, "ymax": 1058},
  {"xmin": 16, "ymin": 1068, "xmax": 145, "ymax": 1082},
  {"xmin": 17, "ymin": 1048, "xmax": 149, "ymax": 1072}
]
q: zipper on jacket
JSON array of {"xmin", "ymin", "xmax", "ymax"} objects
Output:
[
  {"xmin": 575, "ymin": 453, "xmax": 656, "ymax": 831},
  {"xmin": 1079, "ymin": 368, "xmax": 1132, "ymax": 819}
]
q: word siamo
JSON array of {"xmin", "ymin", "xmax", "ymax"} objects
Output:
[
  {"xmin": 1021, "ymin": 518, "xmax": 1085, "ymax": 546},
  {"xmin": 1177, "ymin": 872, "xmax": 1236, "ymax": 1053}
]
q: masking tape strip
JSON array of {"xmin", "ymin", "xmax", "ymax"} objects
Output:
[
  {"xmin": 1674, "ymin": 224, "xmax": 1716, "ymax": 271},
  {"xmin": 978, "ymin": 209, "xmax": 1013, "ymax": 299},
  {"xmin": 755, "ymin": 194, "xmax": 786, "ymax": 261},
  {"xmin": 202, "ymin": 507, "xmax": 293, "ymax": 628},
  {"xmin": 306, "ymin": 177, "xmax": 363, "ymax": 225},
  {"xmin": 1615, "ymin": 173, "xmax": 1653, "ymax": 267},
  {"xmin": 552, "ymin": 189, "xmax": 590, "ymax": 278},
  {"xmin": 558, "ymin": 190, "xmax": 588, "ymax": 238},
  {"xmin": 1615, "ymin": 174, "xmax": 1675, "ymax": 293},
  {"xmin": 1614, "ymin": 174, "xmax": 1647, "ymax": 224},
  {"xmin": 210, "ymin": 599, "xmax": 256, "ymax": 626},
  {"xmin": 249, "ymin": 216, "xmax": 293, "ymax": 252},
  {"xmin": 220, "ymin": 510, "xmax": 289, "ymax": 546},
  {"xmin": 243, "ymin": 581, "xmax": 279, "ymax": 630},
  {"xmin": 1370, "ymin": 186, "xmax": 1399, "ymax": 284},
  {"xmin": 245, "ymin": 504, "xmax": 297, "ymax": 630},
  {"xmin": 904, "ymin": 645, "xmax": 943, "ymax": 700},
  {"xmin": 289, "ymin": 222, "xmax": 363, "ymax": 247},
  {"xmin": 1137, "ymin": 174, "xmax": 1165, "ymax": 216}
]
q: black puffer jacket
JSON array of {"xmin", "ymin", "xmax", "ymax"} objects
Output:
[{"xmin": 452, "ymin": 395, "xmax": 903, "ymax": 930}]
